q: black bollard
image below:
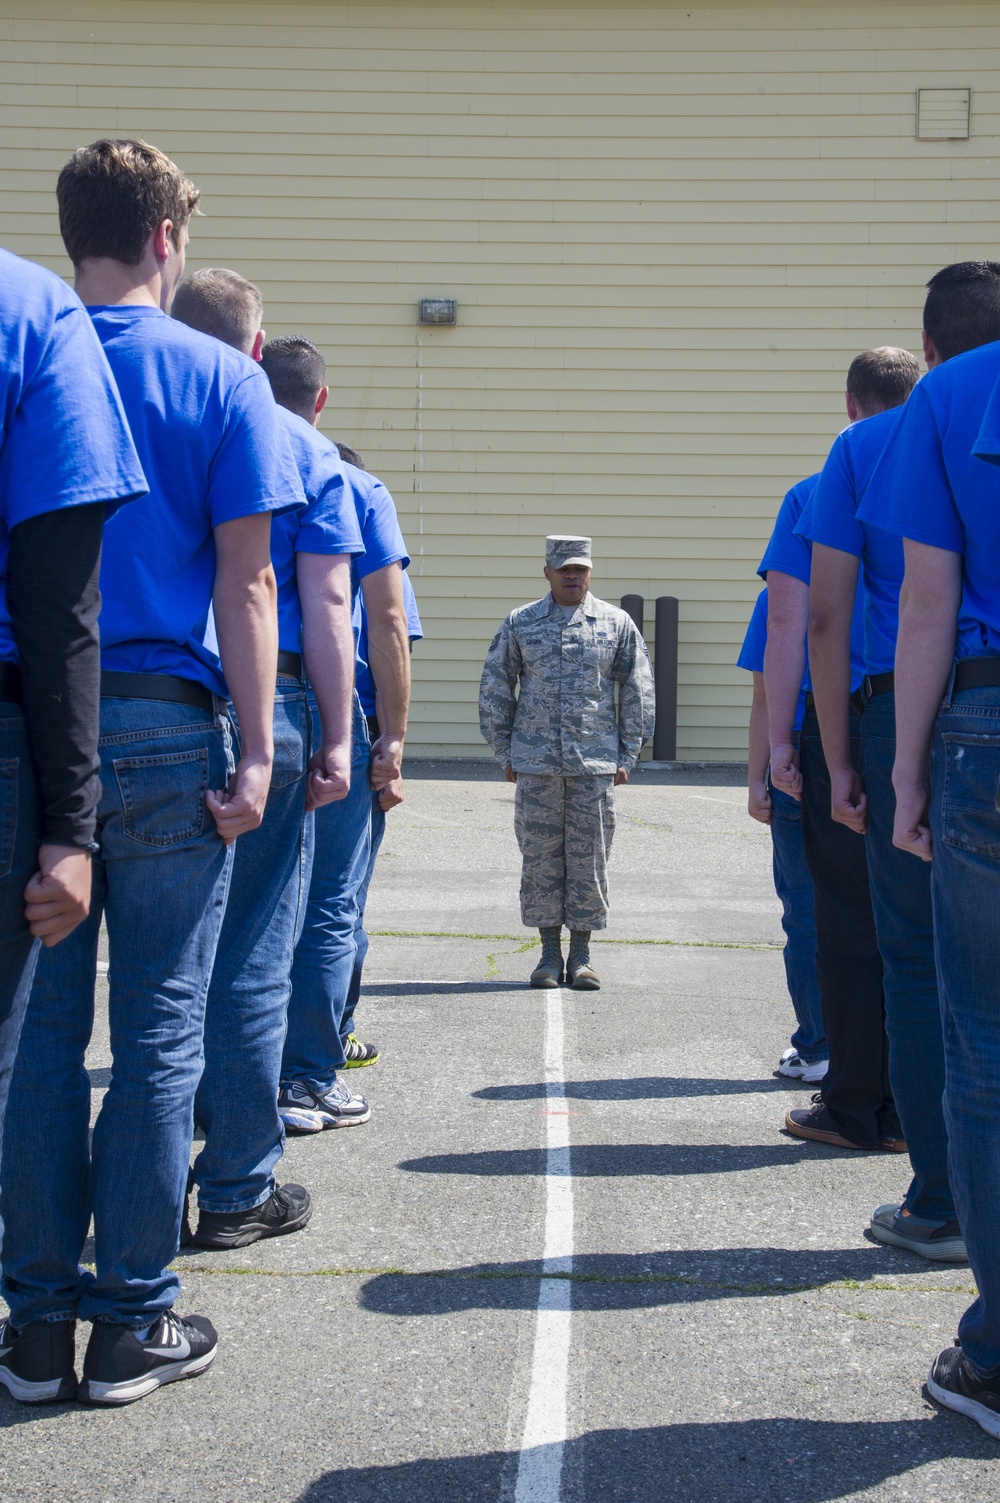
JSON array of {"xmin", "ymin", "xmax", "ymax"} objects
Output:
[
  {"xmin": 652, "ymin": 596, "xmax": 679, "ymax": 762},
  {"xmin": 620, "ymin": 593, "xmax": 644, "ymax": 633}
]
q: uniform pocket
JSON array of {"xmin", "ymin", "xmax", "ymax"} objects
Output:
[
  {"xmin": 940, "ymin": 731, "xmax": 1000, "ymax": 859},
  {"xmin": 0, "ymin": 758, "xmax": 18, "ymax": 880},
  {"xmin": 113, "ymin": 748, "xmax": 210, "ymax": 848}
]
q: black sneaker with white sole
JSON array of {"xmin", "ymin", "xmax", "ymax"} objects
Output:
[
  {"xmin": 77, "ymin": 1310, "xmax": 218, "ymax": 1406},
  {"xmin": 191, "ymin": 1182, "xmax": 312, "ymax": 1250},
  {"xmin": 927, "ymin": 1342, "xmax": 1000, "ymax": 1439},
  {"xmin": 277, "ymin": 1077, "xmax": 371, "ymax": 1134},
  {"xmin": 0, "ymin": 1317, "xmax": 77, "ymax": 1404}
]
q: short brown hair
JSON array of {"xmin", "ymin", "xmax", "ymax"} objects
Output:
[
  {"xmin": 336, "ymin": 441, "xmax": 366, "ymax": 471},
  {"xmin": 171, "ymin": 268, "xmax": 263, "ymax": 352},
  {"xmin": 260, "ymin": 336, "xmax": 327, "ymax": 418},
  {"xmin": 845, "ymin": 346, "xmax": 920, "ymax": 416},
  {"xmin": 57, "ymin": 138, "xmax": 200, "ymax": 268}
]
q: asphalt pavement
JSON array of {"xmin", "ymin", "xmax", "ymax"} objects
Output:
[{"xmin": 2, "ymin": 762, "xmax": 998, "ymax": 1501}]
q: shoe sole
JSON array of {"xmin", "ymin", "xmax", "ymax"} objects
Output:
[
  {"xmin": 776, "ymin": 1064, "xmax": 829, "ymax": 1082},
  {"xmin": 0, "ymin": 1365, "xmax": 77, "ymax": 1404},
  {"xmin": 280, "ymin": 1106, "xmax": 371, "ymax": 1134},
  {"xmin": 529, "ymin": 977, "xmax": 562, "ymax": 989},
  {"xmin": 869, "ymin": 1221, "xmax": 968, "ymax": 1263},
  {"xmin": 880, "ymin": 1139, "xmax": 909, "ymax": 1153},
  {"xmin": 191, "ymin": 1206, "xmax": 313, "ymax": 1250},
  {"xmin": 569, "ymin": 976, "xmax": 600, "ymax": 990},
  {"xmin": 783, "ymin": 1112, "xmax": 875, "ymax": 1151},
  {"xmin": 77, "ymin": 1346, "xmax": 216, "ymax": 1406},
  {"xmin": 342, "ymin": 1057, "xmax": 379, "ymax": 1068},
  {"xmin": 927, "ymin": 1366, "xmax": 1000, "ymax": 1439}
]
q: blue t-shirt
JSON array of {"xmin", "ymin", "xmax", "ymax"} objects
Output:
[
  {"xmin": 0, "ymin": 250, "xmax": 147, "ymax": 665},
  {"xmin": 270, "ymin": 408, "xmax": 364, "ymax": 654},
  {"xmin": 796, "ymin": 408, "xmax": 905, "ymax": 675},
  {"xmin": 91, "ymin": 306, "xmax": 305, "ymax": 694},
  {"xmin": 860, "ymin": 342, "xmax": 1000, "ymax": 662},
  {"xmin": 758, "ymin": 471, "xmax": 868, "ymax": 691},
  {"xmin": 355, "ymin": 570, "xmax": 424, "ymax": 717},
  {"xmin": 737, "ymin": 586, "xmax": 807, "ymax": 732}
]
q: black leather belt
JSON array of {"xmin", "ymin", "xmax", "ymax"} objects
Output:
[
  {"xmin": 954, "ymin": 657, "xmax": 1000, "ymax": 692},
  {"xmin": 850, "ymin": 671, "xmax": 895, "ymax": 716},
  {"xmin": 0, "ymin": 662, "xmax": 22, "ymax": 704},
  {"xmin": 100, "ymin": 671, "xmax": 215, "ymax": 715},
  {"xmin": 277, "ymin": 650, "xmax": 302, "ymax": 679},
  {"xmin": 365, "ymin": 715, "xmax": 380, "ymax": 743}
]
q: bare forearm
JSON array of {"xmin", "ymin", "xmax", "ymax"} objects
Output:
[
  {"xmin": 300, "ymin": 554, "xmax": 354, "ymax": 756},
  {"xmin": 748, "ymin": 686, "xmax": 770, "ymax": 788},
  {"xmin": 809, "ymin": 619, "xmax": 852, "ymax": 775},
  {"xmin": 214, "ymin": 565, "xmax": 277, "ymax": 760},
  {"xmin": 764, "ymin": 631, "xmax": 805, "ymax": 749},
  {"xmin": 362, "ymin": 570, "xmax": 411, "ymax": 739},
  {"xmin": 892, "ymin": 592, "xmax": 955, "ymax": 788}
]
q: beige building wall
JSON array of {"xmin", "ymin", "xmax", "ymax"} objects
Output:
[{"xmin": 1, "ymin": 0, "xmax": 998, "ymax": 757}]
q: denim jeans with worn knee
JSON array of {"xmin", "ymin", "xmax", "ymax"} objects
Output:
[
  {"xmin": 193, "ymin": 679, "xmax": 312, "ymax": 1214},
  {"xmin": 0, "ymin": 697, "xmax": 234, "ymax": 1328},
  {"xmin": 861, "ymin": 690, "xmax": 953, "ymax": 1223},
  {"xmin": 767, "ymin": 772, "xmax": 825, "ymax": 1064},
  {"xmin": 0, "ymin": 701, "xmax": 41, "ymax": 1253},
  {"xmin": 339, "ymin": 784, "xmax": 385, "ymax": 1046},
  {"xmin": 281, "ymin": 693, "xmax": 371, "ymax": 1093},
  {"xmin": 928, "ymin": 685, "xmax": 1000, "ymax": 1375}
]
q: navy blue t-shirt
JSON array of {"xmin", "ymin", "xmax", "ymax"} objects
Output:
[
  {"xmin": 271, "ymin": 408, "xmax": 364, "ymax": 654},
  {"xmin": 0, "ymin": 250, "xmax": 146, "ymax": 665},
  {"xmin": 860, "ymin": 342, "xmax": 1000, "ymax": 662},
  {"xmin": 92, "ymin": 306, "xmax": 305, "ymax": 694},
  {"xmin": 355, "ymin": 570, "xmax": 424, "ymax": 718},
  {"xmin": 737, "ymin": 586, "xmax": 807, "ymax": 732},
  {"xmin": 758, "ymin": 471, "xmax": 868, "ymax": 691},
  {"xmin": 796, "ymin": 408, "xmax": 905, "ymax": 675}
]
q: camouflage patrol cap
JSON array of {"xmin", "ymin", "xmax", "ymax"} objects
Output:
[{"xmin": 545, "ymin": 534, "xmax": 592, "ymax": 569}]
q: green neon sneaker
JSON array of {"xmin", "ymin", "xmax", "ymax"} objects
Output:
[{"xmin": 342, "ymin": 1033, "xmax": 380, "ymax": 1068}]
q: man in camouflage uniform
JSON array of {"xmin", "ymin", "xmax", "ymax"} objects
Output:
[{"xmin": 479, "ymin": 535, "xmax": 655, "ymax": 989}]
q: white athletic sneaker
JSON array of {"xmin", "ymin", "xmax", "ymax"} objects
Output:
[{"xmin": 776, "ymin": 1048, "xmax": 829, "ymax": 1083}]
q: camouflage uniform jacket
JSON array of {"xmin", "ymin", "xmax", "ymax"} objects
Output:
[{"xmin": 479, "ymin": 591, "xmax": 656, "ymax": 775}]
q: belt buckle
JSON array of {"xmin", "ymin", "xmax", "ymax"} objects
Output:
[{"xmin": 861, "ymin": 675, "xmax": 874, "ymax": 707}]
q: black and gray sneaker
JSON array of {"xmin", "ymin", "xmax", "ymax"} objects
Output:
[
  {"xmin": 277, "ymin": 1078, "xmax": 371, "ymax": 1134},
  {"xmin": 342, "ymin": 1032, "xmax": 380, "ymax": 1068},
  {"xmin": 77, "ymin": 1310, "xmax": 218, "ymax": 1406},
  {"xmin": 191, "ymin": 1183, "xmax": 312, "ymax": 1250},
  {"xmin": 927, "ymin": 1342, "xmax": 1000, "ymax": 1439},
  {"xmin": 0, "ymin": 1317, "xmax": 77, "ymax": 1404}
]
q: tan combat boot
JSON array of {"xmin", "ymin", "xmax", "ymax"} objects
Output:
[
  {"xmin": 566, "ymin": 930, "xmax": 600, "ymax": 989},
  {"xmin": 529, "ymin": 927, "xmax": 564, "ymax": 988}
]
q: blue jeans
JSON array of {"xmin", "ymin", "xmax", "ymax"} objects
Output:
[
  {"xmin": 0, "ymin": 698, "xmax": 234, "ymax": 1327},
  {"xmin": 192, "ymin": 680, "xmax": 312, "ymax": 1213},
  {"xmin": 281, "ymin": 694, "xmax": 371, "ymax": 1092},
  {"xmin": 339, "ymin": 787, "xmax": 386, "ymax": 1045},
  {"xmin": 0, "ymin": 702, "xmax": 42, "ymax": 1253},
  {"xmin": 928, "ymin": 685, "xmax": 1000, "ymax": 1374},
  {"xmin": 861, "ymin": 691, "xmax": 953, "ymax": 1223},
  {"xmin": 768, "ymin": 774, "xmax": 825, "ymax": 1064}
]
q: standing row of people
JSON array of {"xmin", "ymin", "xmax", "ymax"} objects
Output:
[
  {"xmin": 0, "ymin": 136, "xmax": 418, "ymax": 1408},
  {"xmin": 742, "ymin": 260, "xmax": 1000, "ymax": 1439}
]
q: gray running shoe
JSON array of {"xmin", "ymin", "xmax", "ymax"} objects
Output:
[
  {"xmin": 869, "ymin": 1203, "xmax": 968, "ymax": 1262},
  {"xmin": 928, "ymin": 1342, "xmax": 1000, "ymax": 1439},
  {"xmin": 278, "ymin": 1078, "xmax": 371, "ymax": 1134}
]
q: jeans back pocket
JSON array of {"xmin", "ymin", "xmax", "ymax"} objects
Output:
[
  {"xmin": 0, "ymin": 757, "xmax": 18, "ymax": 879},
  {"xmin": 113, "ymin": 748, "xmax": 210, "ymax": 849},
  {"xmin": 940, "ymin": 731, "xmax": 1000, "ymax": 859}
]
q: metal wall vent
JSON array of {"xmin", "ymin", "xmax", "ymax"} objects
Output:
[{"xmin": 917, "ymin": 88, "xmax": 971, "ymax": 141}]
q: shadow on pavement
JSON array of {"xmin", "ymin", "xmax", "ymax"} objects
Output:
[
  {"xmin": 362, "ymin": 980, "xmax": 527, "ymax": 995},
  {"xmin": 293, "ymin": 1415, "xmax": 988, "ymax": 1502},
  {"xmin": 473, "ymin": 1075, "xmax": 800, "ymax": 1100},
  {"xmin": 358, "ymin": 1245, "xmax": 922, "ymax": 1315},
  {"xmin": 399, "ymin": 1142, "xmax": 821, "ymax": 1178}
]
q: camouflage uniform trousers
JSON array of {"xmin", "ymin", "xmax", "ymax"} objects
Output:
[{"xmin": 513, "ymin": 774, "xmax": 616, "ymax": 930}]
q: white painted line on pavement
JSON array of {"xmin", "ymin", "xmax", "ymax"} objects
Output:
[{"xmin": 514, "ymin": 987, "xmax": 573, "ymax": 1503}]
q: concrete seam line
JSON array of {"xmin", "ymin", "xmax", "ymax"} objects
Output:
[{"xmin": 513, "ymin": 987, "xmax": 573, "ymax": 1503}]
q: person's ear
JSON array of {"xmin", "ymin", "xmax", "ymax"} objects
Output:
[
  {"xmin": 845, "ymin": 391, "xmax": 863, "ymax": 424},
  {"xmin": 151, "ymin": 219, "xmax": 173, "ymax": 265},
  {"xmin": 251, "ymin": 328, "xmax": 265, "ymax": 362},
  {"xmin": 922, "ymin": 330, "xmax": 940, "ymax": 369},
  {"xmin": 315, "ymin": 385, "xmax": 329, "ymax": 417}
]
